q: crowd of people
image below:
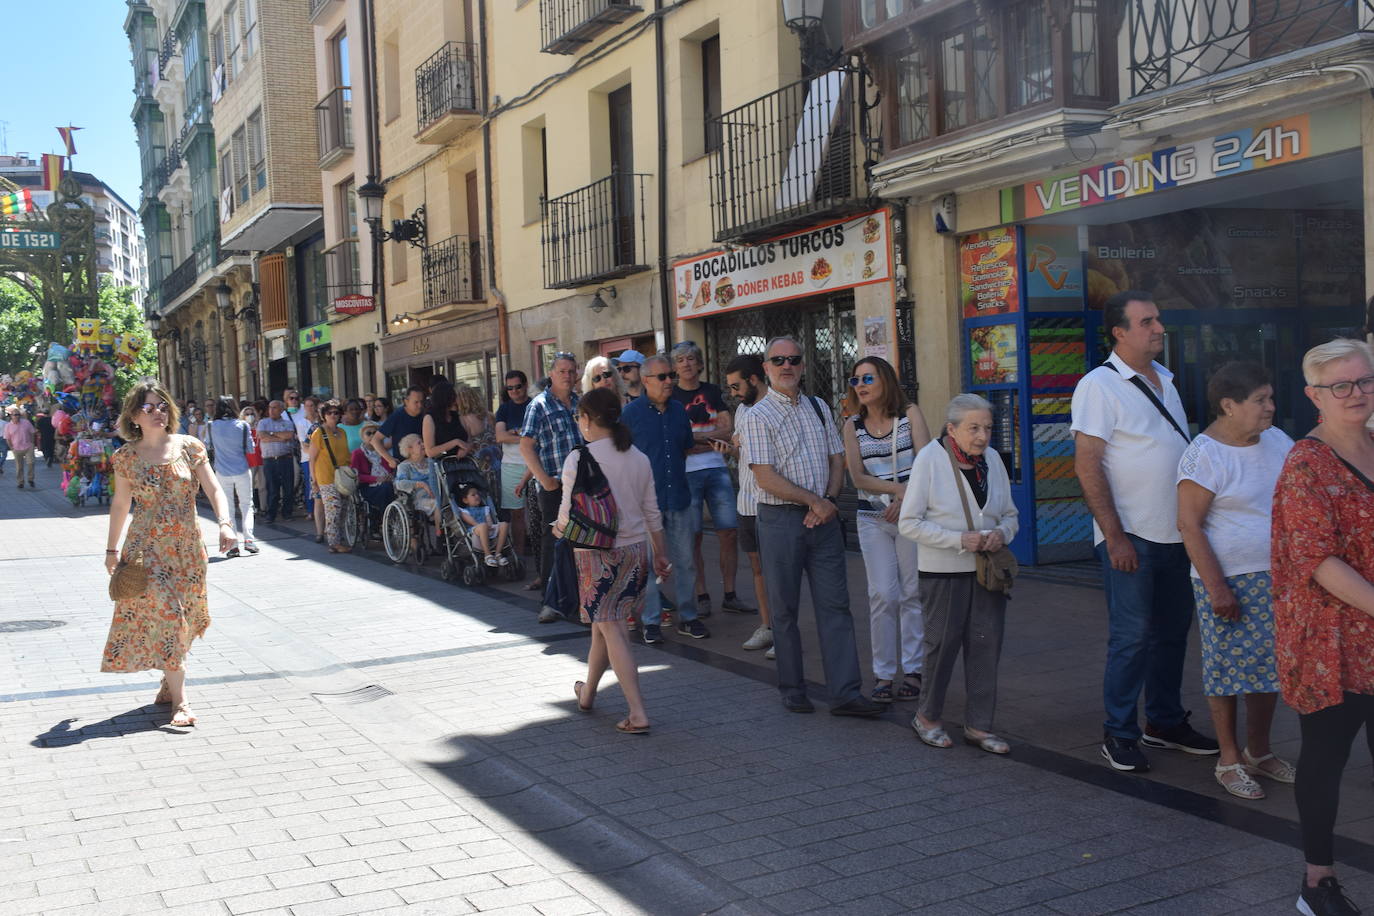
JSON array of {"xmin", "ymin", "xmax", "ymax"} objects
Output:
[{"xmin": 90, "ymin": 287, "xmax": 1374, "ymax": 916}]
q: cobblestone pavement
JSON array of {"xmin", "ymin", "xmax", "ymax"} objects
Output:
[{"xmin": 2, "ymin": 454, "xmax": 1371, "ymax": 915}]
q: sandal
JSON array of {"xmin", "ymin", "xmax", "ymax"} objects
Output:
[
  {"xmin": 871, "ymin": 681, "xmax": 895, "ymax": 703},
  {"xmin": 1242, "ymin": 748, "xmax": 1297, "ymax": 784},
  {"xmin": 912, "ymin": 716, "xmax": 953, "ymax": 748},
  {"xmin": 616, "ymin": 719, "xmax": 650, "ymax": 735},
  {"xmin": 1215, "ymin": 761, "xmax": 1265, "ymax": 799},
  {"xmin": 154, "ymin": 677, "xmax": 171, "ymax": 705},
  {"xmin": 963, "ymin": 729, "xmax": 1011, "ymax": 755},
  {"xmin": 170, "ymin": 703, "xmax": 197, "ymax": 728},
  {"xmin": 574, "ymin": 681, "xmax": 593, "ymax": 712},
  {"xmin": 896, "ymin": 674, "xmax": 922, "ymax": 702}
]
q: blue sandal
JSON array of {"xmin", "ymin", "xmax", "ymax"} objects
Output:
[
  {"xmin": 871, "ymin": 681, "xmax": 895, "ymax": 703},
  {"xmin": 896, "ymin": 674, "xmax": 922, "ymax": 701}
]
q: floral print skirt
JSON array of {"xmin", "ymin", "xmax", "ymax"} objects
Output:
[
  {"xmin": 1193, "ymin": 571, "xmax": 1279, "ymax": 697},
  {"xmin": 573, "ymin": 542, "xmax": 648, "ymax": 624}
]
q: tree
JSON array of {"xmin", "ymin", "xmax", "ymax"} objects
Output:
[
  {"xmin": 97, "ymin": 281, "xmax": 160, "ymax": 399},
  {"xmin": 0, "ymin": 279, "xmax": 44, "ymax": 375}
]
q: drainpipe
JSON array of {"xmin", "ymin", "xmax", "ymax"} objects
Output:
[
  {"xmin": 479, "ymin": 0, "xmax": 509, "ymax": 376},
  {"xmin": 361, "ymin": 0, "xmax": 386, "ymax": 331},
  {"xmin": 654, "ymin": 0, "xmax": 672, "ymax": 348}
]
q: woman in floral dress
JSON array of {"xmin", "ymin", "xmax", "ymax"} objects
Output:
[{"xmin": 103, "ymin": 381, "xmax": 233, "ymax": 728}]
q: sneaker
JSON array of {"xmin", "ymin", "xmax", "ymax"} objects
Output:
[
  {"xmin": 1101, "ymin": 735, "xmax": 1150, "ymax": 772},
  {"xmin": 721, "ymin": 593, "xmax": 757, "ymax": 614},
  {"xmin": 696, "ymin": 594, "xmax": 713, "ymax": 618},
  {"xmin": 537, "ymin": 606, "xmax": 560, "ymax": 624},
  {"xmin": 1141, "ymin": 712, "xmax": 1220, "ymax": 756},
  {"xmin": 765, "ymin": 646, "xmax": 775, "ymax": 660},
  {"xmin": 642, "ymin": 623, "xmax": 663, "ymax": 645},
  {"xmin": 498, "ymin": 555, "xmax": 510, "ymax": 566},
  {"xmin": 1298, "ymin": 876, "xmax": 1361, "ymax": 916},
  {"xmin": 243, "ymin": 541, "xmax": 259, "ymax": 555},
  {"xmin": 742, "ymin": 626, "xmax": 773, "ymax": 651},
  {"xmin": 485, "ymin": 554, "xmax": 500, "ymax": 567},
  {"xmin": 677, "ymin": 619, "xmax": 710, "ymax": 639},
  {"xmin": 225, "ymin": 547, "xmax": 241, "ymax": 559}
]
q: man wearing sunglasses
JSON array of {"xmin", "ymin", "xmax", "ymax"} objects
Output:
[
  {"xmin": 742, "ymin": 337, "xmax": 881, "ymax": 718},
  {"xmin": 520, "ymin": 352, "xmax": 583, "ymax": 616},
  {"xmin": 614, "ymin": 349, "xmax": 646, "ymax": 402},
  {"xmin": 624, "ymin": 354, "xmax": 709, "ymax": 642}
]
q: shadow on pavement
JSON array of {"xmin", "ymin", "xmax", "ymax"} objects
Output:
[{"xmin": 31, "ymin": 707, "xmax": 188, "ymax": 746}]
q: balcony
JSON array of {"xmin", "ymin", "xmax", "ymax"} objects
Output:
[
  {"xmin": 315, "ymin": 87, "xmax": 353, "ymax": 168},
  {"xmin": 709, "ymin": 69, "xmax": 868, "ymax": 243},
  {"xmin": 540, "ymin": 0, "xmax": 641, "ymax": 54},
  {"xmin": 157, "ymin": 30, "xmax": 178, "ymax": 80},
  {"xmin": 1129, "ymin": 0, "xmax": 1374, "ymax": 96},
  {"xmin": 325, "ymin": 239, "xmax": 363, "ymax": 302},
  {"xmin": 152, "ymin": 138, "xmax": 183, "ymax": 194},
  {"xmin": 160, "ymin": 252, "xmax": 199, "ymax": 305},
  {"xmin": 308, "ymin": 0, "xmax": 339, "ymax": 20},
  {"xmin": 541, "ymin": 173, "xmax": 649, "ymax": 290},
  {"xmin": 415, "ymin": 43, "xmax": 480, "ymax": 143},
  {"xmin": 421, "ymin": 235, "xmax": 484, "ymax": 309}
]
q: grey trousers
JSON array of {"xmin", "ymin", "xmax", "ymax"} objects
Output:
[
  {"xmin": 755, "ymin": 503, "xmax": 863, "ymax": 705},
  {"xmin": 917, "ymin": 573, "xmax": 1007, "ymax": 732}
]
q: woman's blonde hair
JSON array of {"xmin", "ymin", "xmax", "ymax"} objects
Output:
[
  {"xmin": 1302, "ymin": 338, "xmax": 1374, "ymax": 385},
  {"xmin": 398, "ymin": 432, "xmax": 422, "ymax": 455},
  {"xmin": 117, "ymin": 380, "xmax": 180, "ymax": 440},
  {"xmin": 453, "ymin": 383, "xmax": 488, "ymax": 418},
  {"xmin": 581, "ymin": 355, "xmax": 625, "ymax": 398}
]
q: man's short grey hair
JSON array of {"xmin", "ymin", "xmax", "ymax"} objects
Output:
[
  {"xmin": 1302, "ymin": 338, "xmax": 1374, "ymax": 385},
  {"xmin": 642, "ymin": 353, "xmax": 671, "ymax": 374},
  {"xmin": 945, "ymin": 393, "xmax": 994, "ymax": 427},
  {"xmin": 670, "ymin": 340, "xmax": 703, "ymax": 364},
  {"xmin": 765, "ymin": 336, "xmax": 802, "ymax": 357}
]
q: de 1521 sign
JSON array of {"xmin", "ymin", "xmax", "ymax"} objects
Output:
[{"xmin": 0, "ymin": 230, "xmax": 60, "ymax": 250}]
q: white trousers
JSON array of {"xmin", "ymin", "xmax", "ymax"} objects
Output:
[
  {"xmin": 858, "ymin": 513, "xmax": 924, "ymax": 680},
  {"xmin": 216, "ymin": 470, "xmax": 255, "ymax": 546}
]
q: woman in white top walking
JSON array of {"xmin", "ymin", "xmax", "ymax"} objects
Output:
[
  {"xmin": 1177, "ymin": 361, "xmax": 1296, "ymax": 799},
  {"xmin": 842, "ymin": 356, "xmax": 931, "ymax": 704},
  {"xmin": 556, "ymin": 388, "xmax": 670, "ymax": 735}
]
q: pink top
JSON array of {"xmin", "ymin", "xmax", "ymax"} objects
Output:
[
  {"xmin": 557, "ymin": 437, "xmax": 662, "ymax": 547},
  {"xmin": 3, "ymin": 418, "xmax": 35, "ymax": 451}
]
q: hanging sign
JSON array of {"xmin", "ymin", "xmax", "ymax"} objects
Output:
[
  {"xmin": 298, "ymin": 323, "xmax": 331, "ymax": 351},
  {"xmin": 672, "ymin": 209, "xmax": 892, "ymax": 320},
  {"xmin": 332, "ymin": 294, "xmax": 375, "ymax": 316}
]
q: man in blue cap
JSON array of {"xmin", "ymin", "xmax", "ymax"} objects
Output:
[{"xmin": 614, "ymin": 349, "xmax": 646, "ymax": 404}]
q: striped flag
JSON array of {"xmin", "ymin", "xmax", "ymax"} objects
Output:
[
  {"xmin": 56, "ymin": 126, "xmax": 81, "ymax": 157},
  {"xmin": 42, "ymin": 154, "xmax": 63, "ymax": 190},
  {"xmin": 0, "ymin": 189, "xmax": 36, "ymax": 216}
]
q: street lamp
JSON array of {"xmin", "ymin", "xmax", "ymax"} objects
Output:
[
  {"xmin": 147, "ymin": 311, "xmax": 181, "ymax": 342},
  {"xmin": 781, "ymin": 0, "xmax": 833, "ymax": 76},
  {"xmin": 216, "ymin": 280, "xmax": 259, "ymax": 324},
  {"xmin": 357, "ymin": 179, "xmax": 427, "ymax": 249},
  {"xmin": 589, "ymin": 285, "xmax": 617, "ymax": 314}
]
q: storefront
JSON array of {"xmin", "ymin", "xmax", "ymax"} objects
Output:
[
  {"xmin": 298, "ymin": 322, "xmax": 334, "ymax": 399},
  {"xmin": 675, "ymin": 208, "xmax": 901, "ymax": 406},
  {"xmin": 380, "ymin": 311, "xmax": 500, "ymax": 407},
  {"xmin": 961, "ymin": 102, "xmax": 1365, "ymax": 565}
]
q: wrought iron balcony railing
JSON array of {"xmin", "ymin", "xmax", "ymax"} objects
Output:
[
  {"xmin": 326, "ymin": 239, "xmax": 363, "ymax": 299},
  {"xmin": 161, "ymin": 252, "xmax": 199, "ymax": 304},
  {"xmin": 315, "ymin": 87, "xmax": 353, "ymax": 167},
  {"xmin": 416, "ymin": 43, "xmax": 480, "ymax": 136},
  {"xmin": 541, "ymin": 172, "xmax": 649, "ymax": 290},
  {"xmin": 421, "ymin": 235, "xmax": 484, "ymax": 309},
  {"xmin": 540, "ymin": 0, "xmax": 641, "ymax": 54},
  {"xmin": 1129, "ymin": 0, "xmax": 1374, "ymax": 96},
  {"xmin": 709, "ymin": 68, "xmax": 866, "ymax": 243},
  {"xmin": 157, "ymin": 30, "xmax": 179, "ymax": 79},
  {"xmin": 153, "ymin": 138, "xmax": 184, "ymax": 192}
]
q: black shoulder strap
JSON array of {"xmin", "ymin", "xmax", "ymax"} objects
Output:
[
  {"xmin": 1102, "ymin": 362, "xmax": 1189, "ymax": 443},
  {"xmin": 804, "ymin": 394, "xmax": 829, "ymax": 430},
  {"xmin": 1301, "ymin": 436, "xmax": 1374, "ymax": 493}
]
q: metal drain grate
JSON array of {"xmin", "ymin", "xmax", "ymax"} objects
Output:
[
  {"xmin": 311, "ymin": 684, "xmax": 395, "ymax": 705},
  {"xmin": 0, "ymin": 620, "xmax": 66, "ymax": 633}
]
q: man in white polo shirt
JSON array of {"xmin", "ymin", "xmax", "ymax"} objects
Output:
[{"xmin": 1072, "ymin": 290, "xmax": 1218, "ymax": 773}]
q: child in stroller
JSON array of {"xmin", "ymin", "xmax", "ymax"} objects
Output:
[{"xmin": 454, "ymin": 483, "xmax": 510, "ymax": 568}]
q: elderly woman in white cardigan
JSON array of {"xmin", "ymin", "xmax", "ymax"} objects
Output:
[{"xmin": 898, "ymin": 393, "xmax": 1019, "ymax": 754}]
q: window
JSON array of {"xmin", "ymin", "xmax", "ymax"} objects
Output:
[
  {"xmin": 247, "ymin": 108, "xmax": 266, "ymax": 192},
  {"xmin": 521, "ymin": 119, "xmax": 547, "ymax": 223},
  {"xmin": 859, "ymin": 0, "xmax": 910, "ymax": 30},
  {"xmin": 702, "ymin": 35, "xmax": 722, "ymax": 154},
  {"xmin": 232, "ymin": 127, "xmax": 249, "ymax": 205},
  {"xmin": 243, "ymin": 0, "xmax": 259, "ymax": 61},
  {"xmin": 1071, "ymin": 0, "xmax": 1103, "ymax": 98},
  {"xmin": 364, "ymin": 344, "xmax": 377, "ymax": 395},
  {"xmin": 895, "ymin": 49, "xmax": 930, "ymax": 145},
  {"xmin": 218, "ymin": 143, "xmax": 233, "ymax": 219},
  {"xmin": 1008, "ymin": 1, "xmax": 1053, "ymax": 108},
  {"xmin": 338, "ymin": 177, "xmax": 357, "ymax": 239},
  {"xmin": 225, "ymin": 2, "xmax": 241, "ymax": 80},
  {"xmin": 298, "ymin": 236, "xmax": 328, "ymax": 326},
  {"xmin": 331, "ymin": 29, "xmax": 350, "ymax": 87},
  {"xmin": 382, "ymin": 37, "xmax": 400, "ymax": 123},
  {"xmin": 340, "ymin": 349, "xmax": 359, "ymax": 398},
  {"xmin": 940, "ymin": 22, "xmax": 995, "ymax": 133},
  {"xmin": 532, "ymin": 339, "xmax": 558, "ymax": 379}
]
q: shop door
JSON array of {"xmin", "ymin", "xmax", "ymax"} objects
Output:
[
  {"xmin": 465, "ymin": 170, "xmax": 483, "ymax": 298},
  {"xmin": 608, "ymin": 85, "xmax": 635, "ymax": 267}
]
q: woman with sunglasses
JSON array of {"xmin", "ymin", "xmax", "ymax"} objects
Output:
[
  {"xmin": 308, "ymin": 403, "xmax": 353, "ymax": 553},
  {"xmin": 103, "ymin": 382, "xmax": 234, "ymax": 728},
  {"xmin": 842, "ymin": 357, "xmax": 931, "ymax": 705},
  {"xmin": 581, "ymin": 356, "xmax": 626, "ymax": 401}
]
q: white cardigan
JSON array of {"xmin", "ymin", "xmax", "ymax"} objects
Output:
[{"xmin": 898, "ymin": 438, "xmax": 1019, "ymax": 574}]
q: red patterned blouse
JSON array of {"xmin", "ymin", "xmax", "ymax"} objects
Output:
[{"xmin": 1271, "ymin": 437, "xmax": 1374, "ymax": 714}]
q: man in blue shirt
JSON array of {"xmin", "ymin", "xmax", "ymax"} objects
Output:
[{"xmin": 623, "ymin": 354, "xmax": 709, "ymax": 643}]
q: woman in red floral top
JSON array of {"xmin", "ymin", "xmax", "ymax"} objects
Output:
[{"xmin": 1272, "ymin": 338, "xmax": 1374, "ymax": 916}]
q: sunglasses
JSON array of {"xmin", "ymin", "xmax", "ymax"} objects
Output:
[
  {"xmin": 286, "ymin": 395, "xmax": 300, "ymax": 401},
  {"xmin": 848, "ymin": 374, "xmax": 877, "ymax": 387},
  {"xmin": 505, "ymin": 384, "xmax": 525, "ymax": 391},
  {"xmin": 769, "ymin": 355, "xmax": 803, "ymax": 366},
  {"xmin": 646, "ymin": 371, "xmax": 679, "ymax": 382},
  {"xmin": 139, "ymin": 403, "xmax": 170, "ymax": 414},
  {"xmin": 590, "ymin": 372, "xmax": 614, "ymax": 383},
  {"xmin": 324, "ymin": 410, "xmax": 342, "ymax": 417},
  {"xmin": 617, "ymin": 365, "xmax": 638, "ymax": 374}
]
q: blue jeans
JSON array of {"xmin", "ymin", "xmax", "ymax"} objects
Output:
[
  {"xmin": 1097, "ymin": 534, "xmax": 1193, "ymax": 740},
  {"xmin": 262, "ymin": 456, "xmax": 294, "ymax": 520},
  {"xmin": 300, "ymin": 459, "xmax": 314, "ymax": 513},
  {"xmin": 641, "ymin": 508, "xmax": 699, "ymax": 626},
  {"xmin": 687, "ymin": 466, "xmax": 739, "ymax": 531}
]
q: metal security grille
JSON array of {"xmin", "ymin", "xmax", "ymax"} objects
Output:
[{"xmin": 705, "ymin": 296, "xmax": 856, "ymax": 408}]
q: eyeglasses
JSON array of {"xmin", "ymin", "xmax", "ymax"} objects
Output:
[
  {"xmin": 590, "ymin": 372, "xmax": 613, "ymax": 383},
  {"xmin": 848, "ymin": 374, "xmax": 877, "ymax": 387},
  {"xmin": 324, "ymin": 410, "xmax": 342, "ymax": 417},
  {"xmin": 769, "ymin": 355, "xmax": 803, "ymax": 367},
  {"xmin": 646, "ymin": 372, "xmax": 679, "ymax": 382},
  {"xmin": 1312, "ymin": 375, "xmax": 1374, "ymax": 398},
  {"xmin": 139, "ymin": 403, "xmax": 170, "ymax": 414},
  {"xmin": 617, "ymin": 365, "xmax": 638, "ymax": 374}
]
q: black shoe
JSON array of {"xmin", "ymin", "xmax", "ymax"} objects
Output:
[
  {"xmin": 1141, "ymin": 711, "xmax": 1220, "ymax": 756},
  {"xmin": 696, "ymin": 594, "xmax": 712, "ymax": 618},
  {"xmin": 15, "ymin": 481, "xmax": 22, "ymax": 489},
  {"xmin": 315, "ymin": 534, "xmax": 325, "ymax": 544},
  {"xmin": 720, "ymin": 593, "xmax": 757, "ymax": 614},
  {"xmin": 280, "ymin": 513, "xmax": 293, "ymax": 521},
  {"xmin": 642, "ymin": 623, "xmax": 663, "ymax": 645},
  {"xmin": 1101, "ymin": 735, "xmax": 1151, "ymax": 772},
  {"xmin": 676, "ymin": 619, "xmax": 709, "ymax": 639},
  {"xmin": 782, "ymin": 694, "xmax": 815, "ymax": 714},
  {"xmin": 830, "ymin": 696, "xmax": 885, "ymax": 718},
  {"xmin": 225, "ymin": 547, "xmax": 240, "ymax": 559},
  {"xmin": 1299, "ymin": 876, "xmax": 1361, "ymax": 916}
]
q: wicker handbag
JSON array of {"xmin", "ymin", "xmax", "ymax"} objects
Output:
[{"xmin": 108, "ymin": 548, "xmax": 149, "ymax": 601}]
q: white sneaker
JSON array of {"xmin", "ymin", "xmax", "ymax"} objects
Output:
[
  {"xmin": 498, "ymin": 555, "xmax": 510, "ymax": 566},
  {"xmin": 765, "ymin": 646, "xmax": 776, "ymax": 660},
  {"xmin": 742, "ymin": 626, "xmax": 773, "ymax": 651},
  {"xmin": 484, "ymin": 554, "xmax": 500, "ymax": 567}
]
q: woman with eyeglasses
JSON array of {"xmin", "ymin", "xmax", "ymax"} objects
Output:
[
  {"xmin": 582, "ymin": 356, "xmax": 626, "ymax": 401},
  {"xmin": 1272, "ymin": 339, "xmax": 1374, "ymax": 915},
  {"xmin": 308, "ymin": 403, "xmax": 353, "ymax": 553},
  {"xmin": 842, "ymin": 357, "xmax": 931, "ymax": 705},
  {"xmin": 103, "ymin": 382, "xmax": 234, "ymax": 728},
  {"xmin": 496, "ymin": 371, "xmax": 532, "ymax": 561}
]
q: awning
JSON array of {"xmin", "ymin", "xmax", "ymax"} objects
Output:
[{"xmin": 222, "ymin": 204, "xmax": 323, "ymax": 252}]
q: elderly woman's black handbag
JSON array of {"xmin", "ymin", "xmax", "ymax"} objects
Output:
[{"xmin": 945, "ymin": 443, "xmax": 1017, "ymax": 596}]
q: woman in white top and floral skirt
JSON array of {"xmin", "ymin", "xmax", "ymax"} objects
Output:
[
  {"xmin": 843, "ymin": 356, "xmax": 931, "ymax": 704},
  {"xmin": 557, "ymin": 388, "xmax": 671, "ymax": 735}
]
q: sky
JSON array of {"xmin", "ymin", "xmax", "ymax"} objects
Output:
[{"xmin": 0, "ymin": 3, "xmax": 142, "ymax": 210}]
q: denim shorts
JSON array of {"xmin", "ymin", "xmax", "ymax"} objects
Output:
[{"xmin": 687, "ymin": 465, "xmax": 738, "ymax": 531}]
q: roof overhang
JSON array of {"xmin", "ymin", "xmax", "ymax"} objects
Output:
[{"xmin": 222, "ymin": 204, "xmax": 324, "ymax": 252}]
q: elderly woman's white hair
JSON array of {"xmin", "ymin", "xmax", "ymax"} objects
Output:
[
  {"xmin": 581, "ymin": 355, "xmax": 626, "ymax": 398},
  {"xmin": 1302, "ymin": 338, "xmax": 1374, "ymax": 385},
  {"xmin": 945, "ymin": 393, "xmax": 994, "ymax": 427}
]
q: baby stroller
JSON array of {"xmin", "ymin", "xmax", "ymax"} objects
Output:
[{"xmin": 440, "ymin": 457, "xmax": 524, "ymax": 586}]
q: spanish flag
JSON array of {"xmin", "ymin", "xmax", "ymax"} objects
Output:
[
  {"xmin": 0, "ymin": 189, "xmax": 35, "ymax": 216},
  {"xmin": 56, "ymin": 126, "xmax": 81, "ymax": 158},
  {"xmin": 42, "ymin": 154, "xmax": 63, "ymax": 191}
]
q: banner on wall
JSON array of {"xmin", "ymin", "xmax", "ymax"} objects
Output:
[
  {"xmin": 672, "ymin": 210, "xmax": 892, "ymax": 320},
  {"xmin": 970, "ymin": 324, "xmax": 1019, "ymax": 385},
  {"xmin": 1024, "ymin": 225, "xmax": 1084, "ymax": 311},
  {"xmin": 960, "ymin": 227, "xmax": 1019, "ymax": 318}
]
